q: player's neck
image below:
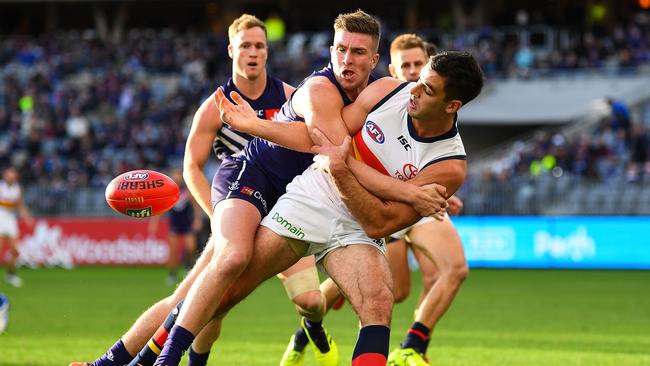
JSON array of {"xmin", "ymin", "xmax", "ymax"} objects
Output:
[
  {"xmin": 343, "ymin": 78, "xmax": 370, "ymax": 102},
  {"xmin": 411, "ymin": 114, "xmax": 455, "ymax": 138},
  {"xmin": 233, "ymin": 71, "xmax": 267, "ymax": 100}
]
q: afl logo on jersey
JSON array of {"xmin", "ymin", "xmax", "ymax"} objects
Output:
[{"xmin": 365, "ymin": 121, "xmax": 385, "ymax": 144}]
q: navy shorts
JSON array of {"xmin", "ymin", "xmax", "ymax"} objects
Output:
[
  {"xmin": 211, "ymin": 155, "xmax": 284, "ymax": 217},
  {"xmin": 169, "ymin": 221, "xmax": 192, "ymax": 235}
]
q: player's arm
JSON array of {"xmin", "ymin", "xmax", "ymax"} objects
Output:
[
  {"xmin": 346, "ymin": 156, "xmax": 461, "ymax": 217},
  {"xmin": 294, "ymin": 77, "xmax": 351, "ymax": 144},
  {"xmin": 183, "ymin": 90, "xmax": 223, "ymax": 218},
  {"xmin": 332, "ymin": 158, "xmax": 465, "ymax": 239},
  {"xmin": 216, "ymin": 88, "xmax": 314, "ymax": 152},
  {"xmin": 312, "ymin": 132, "xmax": 464, "ymax": 238},
  {"xmin": 216, "ymin": 77, "xmax": 351, "ymax": 152}
]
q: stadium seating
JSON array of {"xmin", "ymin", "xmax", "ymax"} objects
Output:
[{"xmin": 2, "ymin": 19, "xmax": 650, "ymax": 216}]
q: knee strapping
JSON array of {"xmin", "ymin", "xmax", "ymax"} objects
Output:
[{"xmin": 282, "ymin": 267, "xmax": 321, "ymax": 300}]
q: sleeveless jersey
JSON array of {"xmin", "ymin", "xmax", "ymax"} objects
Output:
[
  {"xmin": 352, "ymin": 82, "xmax": 466, "ymax": 180},
  {"xmin": 0, "ymin": 181, "xmax": 20, "ymax": 216},
  {"xmin": 213, "ymin": 75, "xmax": 287, "ymax": 159},
  {"xmin": 239, "ymin": 65, "xmax": 379, "ymax": 191}
]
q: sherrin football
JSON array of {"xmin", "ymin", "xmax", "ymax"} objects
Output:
[{"xmin": 105, "ymin": 170, "xmax": 180, "ymax": 218}]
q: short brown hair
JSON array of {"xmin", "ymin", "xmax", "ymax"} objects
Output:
[
  {"xmin": 228, "ymin": 14, "xmax": 267, "ymax": 41},
  {"xmin": 390, "ymin": 34, "xmax": 426, "ymax": 55},
  {"xmin": 333, "ymin": 9, "xmax": 381, "ymax": 51}
]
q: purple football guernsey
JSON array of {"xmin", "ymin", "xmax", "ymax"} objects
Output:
[{"xmin": 213, "ymin": 75, "xmax": 287, "ymax": 159}]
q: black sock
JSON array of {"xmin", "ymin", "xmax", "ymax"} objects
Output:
[
  {"xmin": 304, "ymin": 318, "xmax": 330, "ymax": 353},
  {"xmin": 352, "ymin": 325, "xmax": 390, "ymax": 365},
  {"xmin": 400, "ymin": 321, "xmax": 430, "ymax": 354},
  {"xmin": 187, "ymin": 346, "xmax": 210, "ymax": 366},
  {"xmin": 153, "ymin": 325, "xmax": 195, "ymax": 366},
  {"xmin": 422, "ymin": 336, "xmax": 431, "ymax": 355},
  {"xmin": 127, "ymin": 300, "xmax": 183, "ymax": 366},
  {"xmin": 293, "ymin": 327, "xmax": 309, "ymax": 352}
]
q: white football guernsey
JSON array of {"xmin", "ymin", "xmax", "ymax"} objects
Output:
[
  {"xmin": 261, "ymin": 82, "xmax": 466, "ymax": 262},
  {"xmin": 0, "ymin": 180, "xmax": 21, "ymax": 237}
]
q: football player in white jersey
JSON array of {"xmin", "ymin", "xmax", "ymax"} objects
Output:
[
  {"xmin": 0, "ymin": 167, "xmax": 34, "ymax": 287},
  {"xmin": 212, "ymin": 50, "xmax": 484, "ymax": 365},
  {"xmin": 379, "ymin": 34, "xmax": 471, "ymax": 365}
]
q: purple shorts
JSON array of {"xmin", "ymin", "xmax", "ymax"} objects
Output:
[{"xmin": 211, "ymin": 155, "xmax": 284, "ymax": 217}]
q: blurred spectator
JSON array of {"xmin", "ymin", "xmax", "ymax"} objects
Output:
[
  {"xmin": 606, "ymin": 97, "xmax": 631, "ymax": 137},
  {"xmin": 2, "ymin": 18, "xmax": 650, "ymax": 200}
]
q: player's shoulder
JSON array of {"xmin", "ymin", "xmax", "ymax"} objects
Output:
[
  {"xmin": 303, "ymin": 74, "xmax": 337, "ymax": 90},
  {"xmin": 357, "ymin": 77, "xmax": 410, "ymax": 107},
  {"xmin": 297, "ymin": 76, "xmax": 344, "ymax": 101},
  {"xmin": 364, "ymin": 77, "xmax": 407, "ymax": 96}
]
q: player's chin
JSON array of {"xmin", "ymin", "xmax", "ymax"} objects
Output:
[
  {"xmin": 244, "ymin": 70, "xmax": 263, "ymax": 80},
  {"xmin": 339, "ymin": 76, "xmax": 362, "ymax": 90}
]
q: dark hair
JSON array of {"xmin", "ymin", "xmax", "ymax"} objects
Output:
[
  {"xmin": 423, "ymin": 41, "xmax": 438, "ymax": 57},
  {"xmin": 430, "ymin": 51, "xmax": 484, "ymax": 105}
]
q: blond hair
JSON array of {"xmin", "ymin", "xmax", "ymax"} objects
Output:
[
  {"xmin": 333, "ymin": 10, "xmax": 381, "ymax": 51},
  {"xmin": 390, "ymin": 34, "xmax": 426, "ymax": 55},
  {"xmin": 228, "ymin": 14, "xmax": 267, "ymax": 41}
]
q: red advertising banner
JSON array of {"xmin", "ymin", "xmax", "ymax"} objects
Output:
[{"xmin": 5, "ymin": 218, "xmax": 171, "ymax": 267}]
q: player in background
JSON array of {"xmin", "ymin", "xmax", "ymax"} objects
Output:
[
  {"xmin": 149, "ymin": 168, "xmax": 202, "ymax": 285},
  {"xmin": 0, "ymin": 166, "xmax": 34, "ymax": 288},
  {"xmin": 384, "ymin": 33, "xmax": 470, "ymax": 366},
  {"xmin": 161, "ymin": 50, "xmax": 483, "ymax": 366},
  {"xmin": 69, "ymin": 14, "xmax": 334, "ymax": 366}
]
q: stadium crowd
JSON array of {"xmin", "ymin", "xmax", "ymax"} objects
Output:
[{"xmin": 1, "ymin": 16, "xmax": 650, "ymax": 192}]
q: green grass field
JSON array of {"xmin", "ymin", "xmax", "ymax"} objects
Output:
[{"xmin": 0, "ymin": 267, "xmax": 648, "ymax": 366}]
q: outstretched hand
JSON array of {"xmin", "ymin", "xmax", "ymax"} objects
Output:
[
  {"xmin": 310, "ymin": 128, "xmax": 351, "ymax": 173},
  {"xmin": 214, "ymin": 88, "xmax": 259, "ymax": 134}
]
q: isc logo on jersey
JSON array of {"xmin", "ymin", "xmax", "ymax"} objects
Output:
[
  {"xmin": 365, "ymin": 121, "xmax": 385, "ymax": 144},
  {"xmin": 123, "ymin": 172, "xmax": 149, "ymax": 181}
]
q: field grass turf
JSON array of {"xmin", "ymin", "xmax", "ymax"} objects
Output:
[{"xmin": 0, "ymin": 267, "xmax": 648, "ymax": 366}]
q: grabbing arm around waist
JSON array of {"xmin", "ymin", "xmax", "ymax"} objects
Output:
[{"xmin": 311, "ymin": 130, "xmax": 466, "ymax": 239}]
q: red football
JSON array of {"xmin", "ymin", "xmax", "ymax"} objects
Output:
[{"xmin": 105, "ymin": 170, "xmax": 180, "ymax": 218}]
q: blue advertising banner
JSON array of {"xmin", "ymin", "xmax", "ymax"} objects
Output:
[{"xmin": 454, "ymin": 217, "xmax": 650, "ymax": 269}]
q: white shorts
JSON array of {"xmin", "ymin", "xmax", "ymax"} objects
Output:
[
  {"xmin": 260, "ymin": 166, "xmax": 386, "ymax": 263},
  {"xmin": 0, "ymin": 211, "xmax": 18, "ymax": 238},
  {"xmin": 389, "ymin": 212, "xmax": 450, "ymax": 241}
]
